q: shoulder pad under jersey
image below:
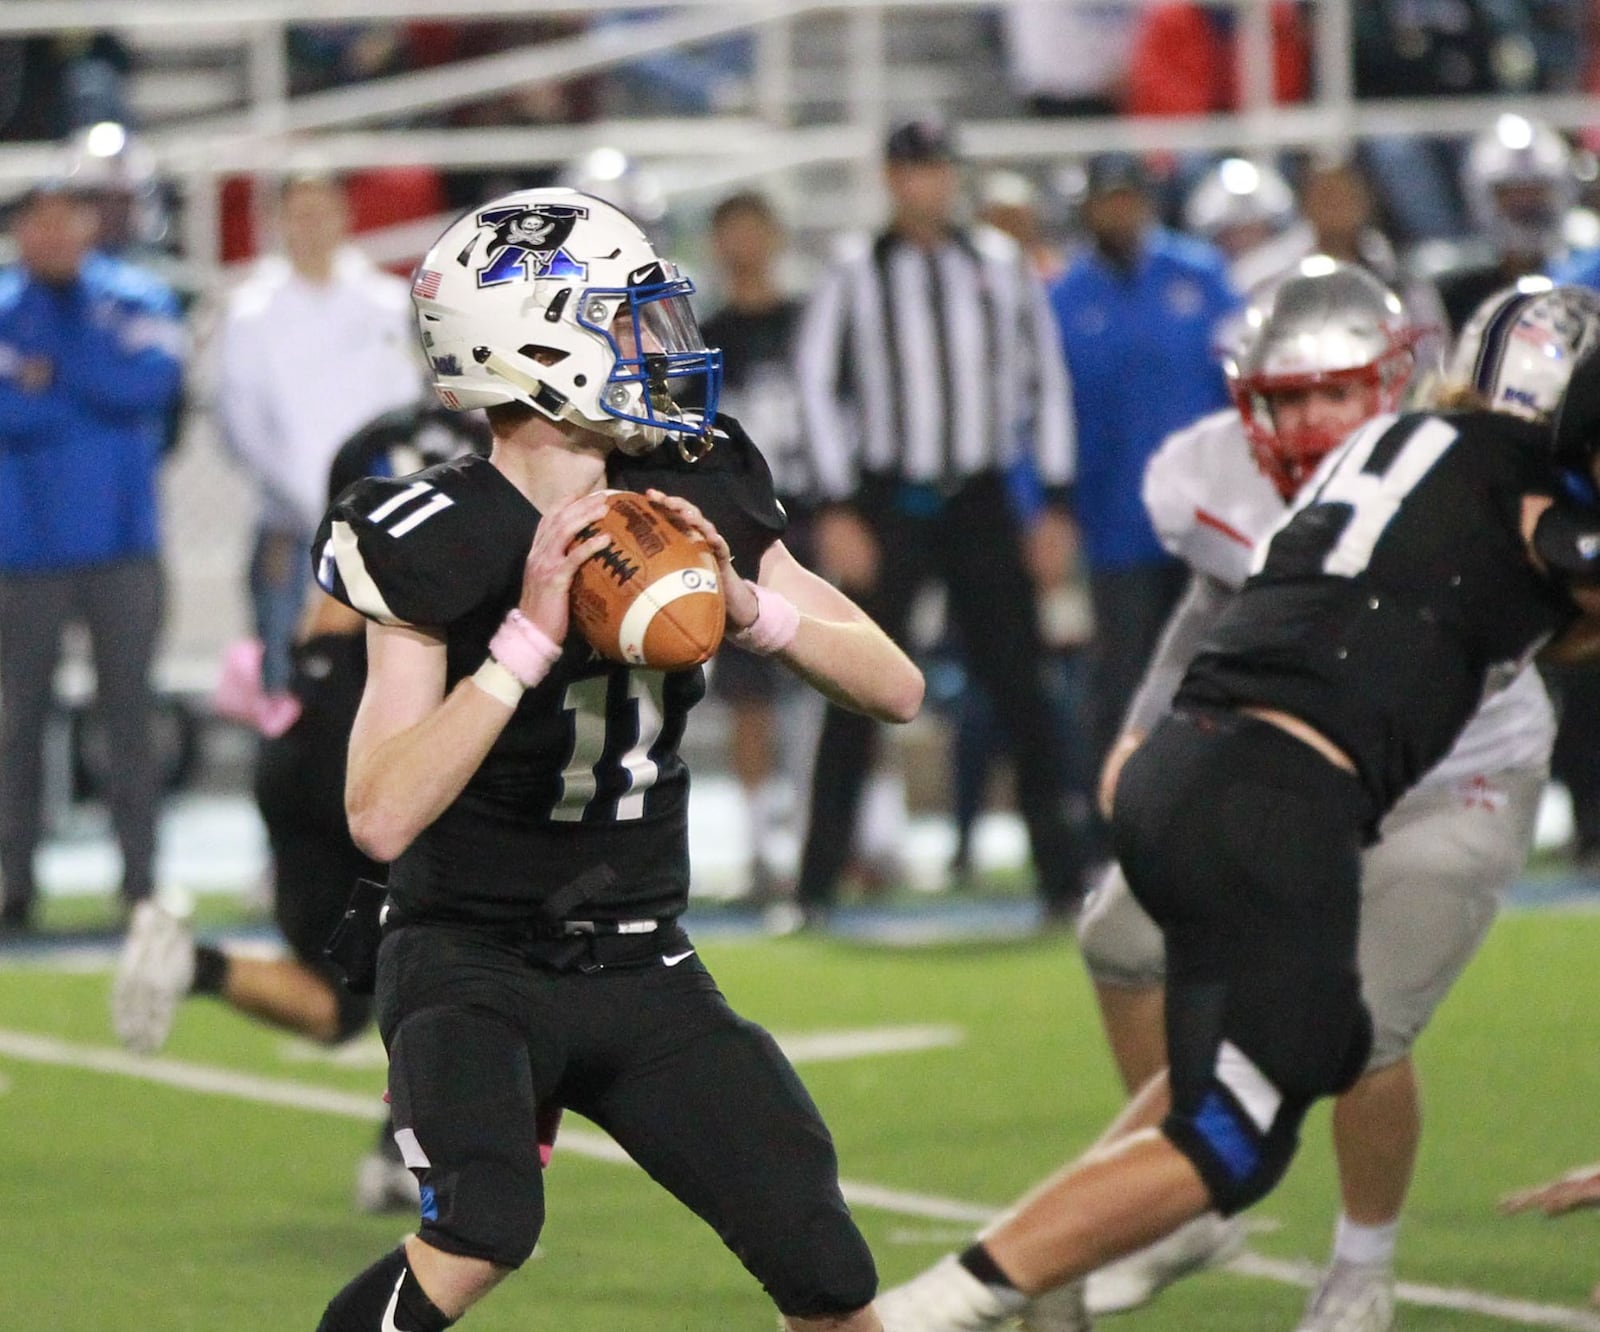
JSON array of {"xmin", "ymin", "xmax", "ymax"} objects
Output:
[
  {"xmin": 610, "ymin": 413, "xmax": 788, "ymax": 580},
  {"xmin": 314, "ymin": 453, "xmax": 531, "ymax": 627}
]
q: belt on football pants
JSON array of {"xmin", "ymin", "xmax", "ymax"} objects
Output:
[
  {"xmin": 517, "ymin": 917, "xmax": 684, "ymax": 974},
  {"xmin": 553, "ymin": 918, "xmax": 660, "ymax": 936}
]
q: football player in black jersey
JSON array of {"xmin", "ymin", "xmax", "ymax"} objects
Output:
[
  {"xmin": 875, "ymin": 282, "xmax": 1600, "ymax": 1332},
  {"xmin": 111, "ymin": 402, "xmax": 489, "ymax": 1216},
  {"xmin": 312, "ymin": 189, "xmax": 920, "ymax": 1332}
]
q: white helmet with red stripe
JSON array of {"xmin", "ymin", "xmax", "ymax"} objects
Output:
[{"xmin": 1225, "ymin": 256, "xmax": 1423, "ymax": 497}]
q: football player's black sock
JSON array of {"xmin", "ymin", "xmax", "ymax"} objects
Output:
[
  {"xmin": 376, "ymin": 1112, "xmax": 406, "ymax": 1162},
  {"xmin": 317, "ymin": 1246, "xmax": 455, "ymax": 1331},
  {"xmin": 190, "ymin": 945, "xmax": 228, "ymax": 995},
  {"xmin": 958, "ymin": 1240, "xmax": 1021, "ymax": 1292}
]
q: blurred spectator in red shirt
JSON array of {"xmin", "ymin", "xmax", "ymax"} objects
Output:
[
  {"xmin": 1124, "ymin": 2, "xmax": 1308, "ymax": 118},
  {"xmin": 1124, "ymin": 2, "xmax": 1309, "ymax": 223}
]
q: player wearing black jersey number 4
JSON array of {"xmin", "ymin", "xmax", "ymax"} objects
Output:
[
  {"xmin": 874, "ymin": 283, "xmax": 1600, "ymax": 1332},
  {"xmin": 311, "ymin": 189, "xmax": 920, "ymax": 1332}
]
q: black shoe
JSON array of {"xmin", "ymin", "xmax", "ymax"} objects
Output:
[
  {"xmin": 0, "ymin": 909, "xmax": 34, "ymax": 937},
  {"xmin": 947, "ymin": 851, "xmax": 977, "ymax": 893}
]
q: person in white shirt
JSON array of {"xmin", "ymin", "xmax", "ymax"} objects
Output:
[
  {"xmin": 1001, "ymin": 0, "xmax": 1137, "ymax": 118},
  {"xmin": 215, "ymin": 173, "xmax": 422, "ymax": 694}
]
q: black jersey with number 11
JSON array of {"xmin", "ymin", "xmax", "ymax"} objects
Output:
[
  {"xmin": 312, "ymin": 414, "xmax": 786, "ymax": 927},
  {"xmin": 1177, "ymin": 409, "xmax": 1579, "ymax": 818}
]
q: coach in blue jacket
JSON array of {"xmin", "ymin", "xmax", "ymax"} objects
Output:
[
  {"xmin": 1049, "ymin": 154, "xmax": 1240, "ymax": 785},
  {"xmin": 0, "ymin": 182, "xmax": 184, "ymax": 931}
]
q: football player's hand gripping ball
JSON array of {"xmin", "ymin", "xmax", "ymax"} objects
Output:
[
  {"xmin": 644, "ymin": 489, "xmax": 755, "ymax": 630},
  {"xmin": 519, "ymin": 491, "xmax": 615, "ymax": 644}
]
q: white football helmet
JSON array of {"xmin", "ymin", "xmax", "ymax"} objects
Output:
[
  {"xmin": 1183, "ymin": 157, "xmax": 1297, "ymax": 255},
  {"xmin": 411, "ymin": 187, "xmax": 721, "ymax": 456},
  {"xmin": 1461, "ymin": 114, "xmax": 1577, "ymax": 259},
  {"xmin": 1448, "ymin": 277, "xmax": 1600, "ymax": 423},
  {"xmin": 1225, "ymin": 257, "xmax": 1423, "ymax": 496}
]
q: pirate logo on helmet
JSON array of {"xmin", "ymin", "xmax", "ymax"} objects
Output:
[{"xmin": 465, "ymin": 201, "xmax": 590, "ymax": 288}]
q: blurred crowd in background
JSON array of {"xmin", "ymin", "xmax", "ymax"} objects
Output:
[{"xmin": 5, "ymin": 2, "xmax": 1600, "ymax": 933}]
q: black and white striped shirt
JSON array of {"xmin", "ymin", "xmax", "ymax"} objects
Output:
[{"xmin": 795, "ymin": 223, "xmax": 1074, "ymax": 502}]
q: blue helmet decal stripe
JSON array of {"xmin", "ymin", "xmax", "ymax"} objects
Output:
[{"xmin": 1473, "ymin": 290, "xmax": 1541, "ymax": 398}]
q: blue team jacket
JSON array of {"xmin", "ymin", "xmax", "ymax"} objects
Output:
[
  {"xmin": 1551, "ymin": 249, "xmax": 1600, "ymax": 290},
  {"xmin": 1049, "ymin": 230, "xmax": 1239, "ymax": 572},
  {"xmin": 0, "ymin": 253, "xmax": 183, "ymax": 573}
]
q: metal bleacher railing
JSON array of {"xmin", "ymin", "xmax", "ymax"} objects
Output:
[
  {"xmin": 0, "ymin": 0, "xmax": 1594, "ymax": 742},
  {"xmin": 0, "ymin": 0, "xmax": 1595, "ymax": 282}
]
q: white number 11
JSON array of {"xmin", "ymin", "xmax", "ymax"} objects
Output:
[{"xmin": 551, "ymin": 671, "xmax": 667, "ymax": 822}]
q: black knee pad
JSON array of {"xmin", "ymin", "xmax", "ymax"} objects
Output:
[
  {"xmin": 1164, "ymin": 964, "xmax": 1372, "ymax": 1215},
  {"xmin": 387, "ymin": 1006, "xmax": 544, "ymax": 1268}
]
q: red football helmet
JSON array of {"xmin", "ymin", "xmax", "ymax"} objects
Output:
[{"xmin": 1225, "ymin": 257, "xmax": 1425, "ymax": 498}]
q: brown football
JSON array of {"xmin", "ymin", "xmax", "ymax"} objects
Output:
[{"xmin": 569, "ymin": 491, "xmax": 726, "ymax": 670}]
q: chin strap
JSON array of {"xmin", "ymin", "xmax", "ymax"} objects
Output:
[
  {"xmin": 675, "ymin": 416, "xmax": 716, "ymax": 463},
  {"xmin": 476, "ymin": 347, "xmax": 579, "ymax": 427}
]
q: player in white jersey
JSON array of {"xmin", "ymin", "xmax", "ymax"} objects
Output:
[{"xmin": 1046, "ymin": 259, "xmax": 1554, "ymax": 1332}]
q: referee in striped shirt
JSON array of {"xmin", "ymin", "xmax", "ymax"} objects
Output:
[{"xmin": 793, "ymin": 116, "xmax": 1085, "ymax": 924}]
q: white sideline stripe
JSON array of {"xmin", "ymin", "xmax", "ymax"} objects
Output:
[
  {"xmin": 838, "ymin": 1181, "xmax": 995, "ymax": 1225},
  {"xmin": 2, "ymin": 1027, "xmax": 1598, "ymax": 1331},
  {"xmin": 779, "ymin": 1024, "xmax": 966, "ymax": 1064},
  {"xmin": 1228, "ymin": 1252, "xmax": 1600, "ymax": 1332}
]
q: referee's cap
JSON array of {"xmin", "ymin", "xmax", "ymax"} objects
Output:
[{"xmin": 885, "ymin": 116, "xmax": 957, "ymax": 165}]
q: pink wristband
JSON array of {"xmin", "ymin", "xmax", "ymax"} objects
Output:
[
  {"xmin": 489, "ymin": 609, "xmax": 563, "ymax": 686},
  {"xmin": 729, "ymin": 583, "xmax": 800, "ymax": 656}
]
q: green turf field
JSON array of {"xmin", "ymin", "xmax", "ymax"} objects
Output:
[{"xmin": 1, "ymin": 905, "xmax": 1597, "ymax": 1330}]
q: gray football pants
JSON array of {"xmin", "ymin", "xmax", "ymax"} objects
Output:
[
  {"xmin": 0, "ymin": 558, "xmax": 164, "ymax": 919},
  {"xmin": 1079, "ymin": 767, "xmax": 1546, "ymax": 1070}
]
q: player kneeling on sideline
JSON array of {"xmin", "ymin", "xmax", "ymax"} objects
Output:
[
  {"xmin": 111, "ymin": 401, "xmax": 490, "ymax": 1215},
  {"xmin": 1066, "ymin": 259, "xmax": 1553, "ymax": 1332},
  {"xmin": 313, "ymin": 188, "xmax": 920, "ymax": 1332},
  {"xmin": 873, "ymin": 283, "xmax": 1600, "ymax": 1332}
]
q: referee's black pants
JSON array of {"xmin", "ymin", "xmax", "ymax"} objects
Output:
[{"xmin": 796, "ymin": 472, "xmax": 1084, "ymax": 915}]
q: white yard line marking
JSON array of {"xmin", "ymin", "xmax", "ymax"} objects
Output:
[
  {"xmin": 1228, "ymin": 1252, "xmax": 1600, "ymax": 1332},
  {"xmin": 774, "ymin": 1024, "xmax": 966, "ymax": 1063},
  {"xmin": 2, "ymin": 1028, "xmax": 1597, "ymax": 1330}
]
